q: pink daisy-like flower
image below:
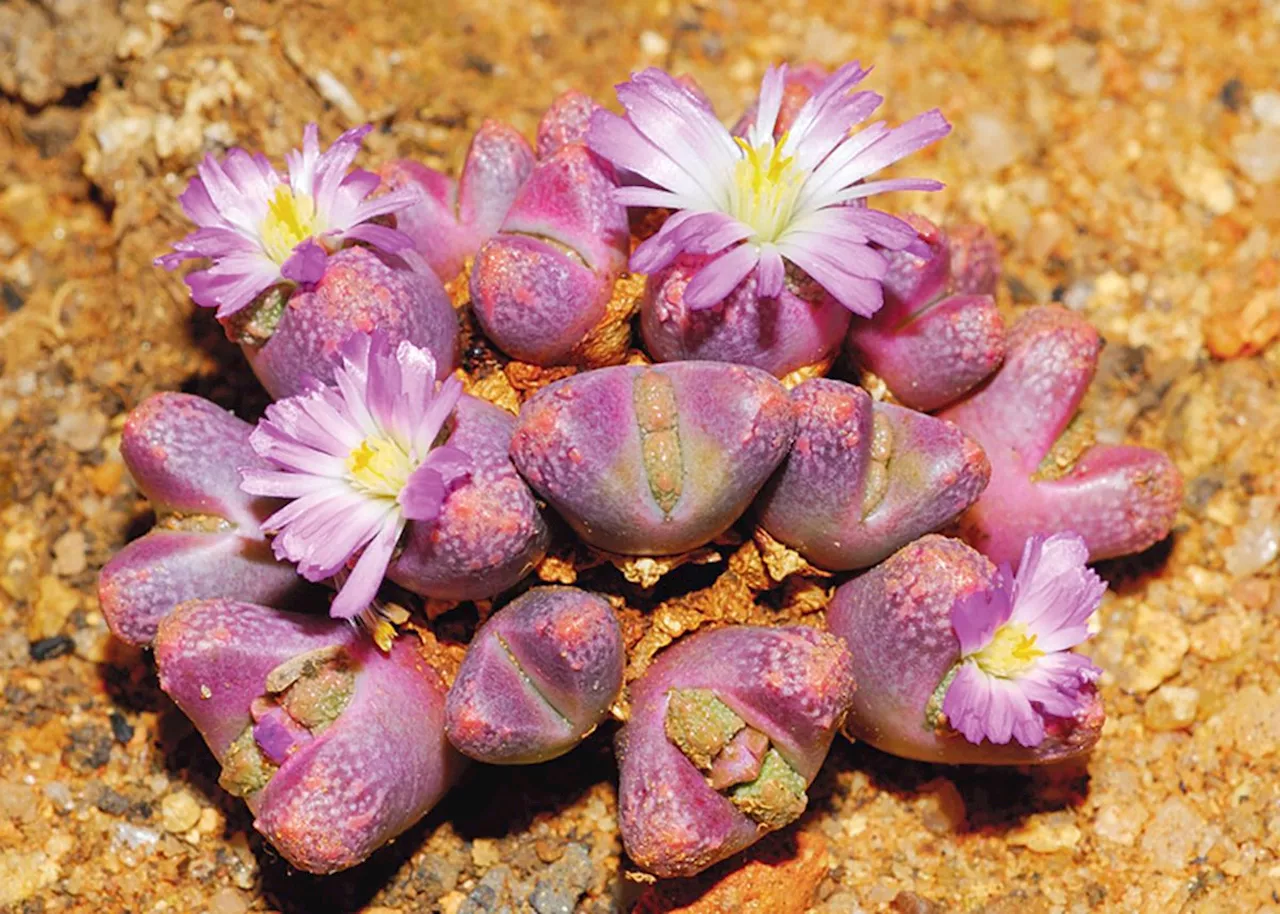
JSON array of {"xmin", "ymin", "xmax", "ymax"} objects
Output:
[
  {"xmin": 587, "ymin": 63, "xmax": 951, "ymax": 315},
  {"xmin": 941, "ymin": 532, "xmax": 1106, "ymax": 748},
  {"xmin": 155, "ymin": 124, "xmax": 416, "ymax": 318},
  {"xmin": 240, "ymin": 332, "xmax": 471, "ymax": 620}
]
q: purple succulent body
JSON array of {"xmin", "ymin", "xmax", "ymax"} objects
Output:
[
  {"xmin": 445, "ymin": 586, "xmax": 623, "ymax": 764},
  {"xmin": 826, "ymin": 534, "xmax": 1104, "ymax": 765},
  {"xmin": 758, "ymin": 379, "xmax": 990, "ymax": 570},
  {"xmin": 470, "ymin": 142, "xmax": 629, "ymax": 366},
  {"xmin": 99, "ymin": 393, "xmax": 313, "ymax": 645},
  {"xmin": 155, "ymin": 599, "xmax": 462, "ymax": 874},
  {"xmin": 616, "ymin": 625, "xmax": 855, "ymax": 878},
  {"xmin": 510, "ymin": 362, "xmax": 796, "ymax": 556},
  {"xmin": 242, "ymin": 245, "xmax": 459, "ymax": 400},
  {"xmin": 390, "ymin": 394, "xmax": 549, "ymax": 602},
  {"xmin": 641, "ymin": 255, "xmax": 852, "ymax": 377},
  {"xmin": 939, "ymin": 306, "xmax": 1183, "ymax": 564},
  {"xmin": 377, "ymin": 121, "xmax": 535, "ymax": 282},
  {"xmin": 536, "ymin": 90, "xmax": 602, "ymax": 159},
  {"xmin": 845, "ymin": 216, "xmax": 1006, "ymax": 412}
]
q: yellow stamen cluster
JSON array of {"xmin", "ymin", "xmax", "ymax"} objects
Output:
[
  {"xmin": 346, "ymin": 437, "xmax": 413, "ymax": 500},
  {"xmin": 261, "ymin": 185, "xmax": 324, "ymax": 265},
  {"xmin": 972, "ymin": 622, "xmax": 1044, "ymax": 678},
  {"xmin": 730, "ymin": 134, "xmax": 806, "ymax": 243}
]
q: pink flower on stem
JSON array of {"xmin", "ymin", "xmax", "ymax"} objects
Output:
[
  {"xmin": 942, "ymin": 532, "xmax": 1106, "ymax": 748},
  {"xmin": 156, "ymin": 124, "xmax": 417, "ymax": 318},
  {"xmin": 587, "ymin": 63, "xmax": 951, "ymax": 314},
  {"xmin": 240, "ymin": 332, "xmax": 471, "ymax": 620}
]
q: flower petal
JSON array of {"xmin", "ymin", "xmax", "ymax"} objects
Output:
[{"xmin": 682, "ymin": 243, "xmax": 760, "ymax": 310}]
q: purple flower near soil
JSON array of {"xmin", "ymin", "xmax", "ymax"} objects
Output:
[
  {"xmin": 240, "ymin": 332, "xmax": 471, "ymax": 620},
  {"xmin": 587, "ymin": 63, "xmax": 950, "ymax": 314},
  {"xmin": 942, "ymin": 532, "xmax": 1105, "ymax": 748},
  {"xmin": 155, "ymin": 124, "xmax": 416, "ymax": 318},
  {"xmin": 827, "ymin": 534, "xmax": 1104, "ymax": 765}
]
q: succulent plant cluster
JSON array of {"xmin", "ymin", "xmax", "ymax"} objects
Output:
[{"xmin": 99, "ymin": 60, "xmax": 1182, "ymax": 878}]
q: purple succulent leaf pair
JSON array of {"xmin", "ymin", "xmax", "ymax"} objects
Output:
[
  {"xmin": 845, "ymin": 214, "xmax": 1006, "ymax": 411},
  {"xmin": 99, "ymin": 393, "xmax": 316, "ymax": 645},
  {"xmin": 616, "ymin": 625, "xmax": 855, "ymax": 878},
  {"xmin": 510, "ymin": 361, "xmax": 797, "ymax": 556},
  {"xmin": 155, "ymin": 598, "xmax": 462, "ymax": 874},
  {"xmin": 470, "ymin": 102, "xmax": 632, "ymax": 366},
  {"xmin": 940, "ymin": 305, "xmax": 1183, "ymax": 565},
  {"xmin": 828, "ymin": 533, "xmax": 1105, "ymax": 765},
  {"xmin": 445, "ymin": 586, "xmax": 624, "ymax": 764},
  {"xmin": 758, "ymin": 377, "xmax": 990, "ymax": 570}
]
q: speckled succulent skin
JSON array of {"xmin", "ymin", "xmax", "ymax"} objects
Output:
[
  {"xmin": 939, "ymin": 306, "xmax": 1183, "ymax": 565},
  {"xmin": 758, "ymin": 379, "xmax": 990, "ymax": 570},
  {"xmin": 617, "ymin": 625, "xmax": 855, "ymax": 878},
  {"xmin": 155, "ymin": 599, "xmax": 462, "ymax": 874},
  {"xmin": 386, "ymin": 394, "xmax": 548, "ymax": 601},
  {"xmin": 641, "ymin": 258, "xmax": 852, "ymax": 378},
  {"xmin": 99, "ymin": 393, "xmax": 312, "ymax": 645},
  {"xmin": 827, "ymin": 535, "xmax": 1103, "ymax": 765},
  {"xmin": 510, "ymin": 362, "xmax": 796, "ymax": 555},
  {"xmin": 470, "ymin": 127, "xmax": 630, "ymax": 366},
  {"xmin": 536, "ymin": 90, "xmax": 600, "ymax": 159},
  {"xmin": 845, "ymin": 215, "xmax": 1006, "ymax": 412},
  {"xmin": 240, "ymin": 246, "xmax": 459, "ymax": 399},
  {"xmin": 377, "ymin": 120, "xmax": 535, "ymax": 282},
  {"xmin": 445, "ymin": 586, "xmax": 623, "ymax": 764}
]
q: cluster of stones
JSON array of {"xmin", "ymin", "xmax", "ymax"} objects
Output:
[{"xmin": 99, "ymin": 79, "xmax": 1181, "ymax": 878}]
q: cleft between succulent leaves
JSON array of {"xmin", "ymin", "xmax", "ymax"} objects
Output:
[
  {"xmin": 217, "ymin": 646, "xmax": 357, "ymax": 798},
  {"xmin": 861, "ymin": 411, "xmax": 894, "ymax": 518},
  {"xmin": 664, "ymin": 687, "xmax": 810, "ymax": 829},
  {"xmin": 220, "ymin": 286, "xmax": 288, "ymax": 346},
  {"xmin": 1031, "ymin": 413, "xmax": 1096, "ymax": 482}
]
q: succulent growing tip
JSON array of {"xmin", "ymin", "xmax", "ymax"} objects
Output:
[
  {"xmin": 154, "ymin": 599, "xmax": 462, "ymax": 874},
  {"xmin": 617, "ymin": 625, "xmax": 855, "ymax": 878}
]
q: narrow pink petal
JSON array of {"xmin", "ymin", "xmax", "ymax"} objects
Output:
[
  {"xmin": 280, "ymin": 238, "xmax": 328, "ymax": 284},
  {"xmin": 838, "ymin": 109, "xmax": 951, "ymax": 184},
  {"xmin": 341, "ymin": 222, "xmax": 414, "ymax": 253},
  {"xmin": 329, "ymin": 514, "xmax": 403, "ymax": 620},
  {"xmin": 682, "ymin": 243, "xmax": 760, "ymax": 310},
  {"xmin": 942, "ymin": 663, "xmax": 992, "ymax": 745},
  {"xmin": 587, "ymin": 109, "xmax": 712, "ymax": 204},
  {"xmin": 411, "ymin": 375, "xmax": 463, "ymax": 457},
  {"xmin": 1011, "ymin": 532, "xmax": 1105, "ymax": 650},
  {"xmin": 612, "ymin": 185, "xmax": 691, "ymax": 209},
  {"xmin": 949, "ymin": 587, "xmax": 1012, "ymax": 655},
  {"xmin": 774, "ymin": 243, "xmax": 884, "ymax": 316},
  {"xmin": 756, "ymin": 245, "xmax": 785, "ymax": 299},
  {"xmin": 748, "ymin": 64, "xmax": 788, "ymax": 147},
  {"xmin": 832, "ymin": 177, "xmax": 945, "ymax": 204},
  {"xmin": 239, "ymin": 467, "xmax": 338, "ymax": 499}
]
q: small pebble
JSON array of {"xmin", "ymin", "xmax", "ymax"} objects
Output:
[
  {"xmin": 638, "ymin": 30, "xmax": 669, "ymax": 57},
  {"xmin": 109, "ymin": 711, "xmax": 135, "ymax": 744},
  {"xmin": 52, "ymin": 408, "xmax": 108, "ymax": 453},
  {"xmin": 29, "ymin": 635, "xmax": 74, "ymax": 662},
  {"xmin": 51, "ymin": 530, "xmax": 87, "ymax": 577},
  {"xmin": 160, "ymin": 790, "xmax": 202, "ymax": 833},
  {"xmin": 1144, "ymin": 685, "xmax": 1199, "ymax": 731},
  {"xmin": 208, "ymin": 887, "xmax": 249, "ymax": 914}
]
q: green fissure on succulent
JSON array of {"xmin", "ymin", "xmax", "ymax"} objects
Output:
[
  {"xmin": 219, "ymin": 727, "xmax": 277, "ymax": 798},
  {"xmin": 268, "ymin": 647, "xmax": 357, "ymax": 732},
  {"xmin": 664, "ymin": 687, "xmax": 809, "ymax": 830},
  {"xmin": 728, "ymin": 748, "xmax": 808, "ymax": 830},
  {"xmin": 633, "ymin": 370, "xmax": 684, "ymax": 517}
]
